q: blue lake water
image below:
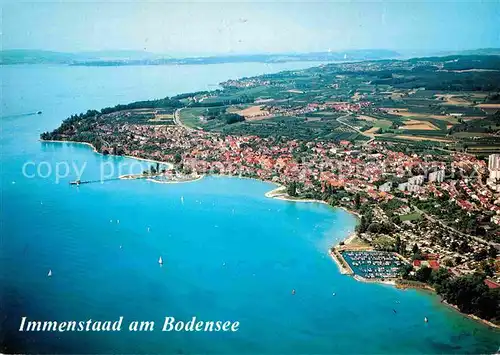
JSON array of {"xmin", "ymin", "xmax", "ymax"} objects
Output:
[{"xmin": 1, "ymin": 63, "xmax": 498, "ymax": 354}]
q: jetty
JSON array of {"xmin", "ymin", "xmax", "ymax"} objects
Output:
[{"xmin": 69, "ymin": 177, "xmax": 122, "ymax": 185}]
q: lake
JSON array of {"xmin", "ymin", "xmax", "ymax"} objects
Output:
[{"xmin": 1, "ymin": 62, "xmax": 498, "ymax": 354}]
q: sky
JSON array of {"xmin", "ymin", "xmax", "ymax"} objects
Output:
[{"xmin": 2, "ymin": 0, "xmax": 500, "ymax": 56}]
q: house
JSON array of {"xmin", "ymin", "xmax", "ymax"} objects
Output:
[
  {"xmin": 428, "ymin": 260, "xmax": 440, "ymax": 270},
  {"xmin": 484, "ymin": 279, "xmax": 500, "ymax": 289}
]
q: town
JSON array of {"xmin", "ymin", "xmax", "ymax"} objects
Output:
[{"xmin": 41, "ymin": 54, "xmax": 500, "ymax": 326}]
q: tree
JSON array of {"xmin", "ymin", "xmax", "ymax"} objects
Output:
[
  {"xmin": 287, "ymin": 182, "xmax": 298, "ymax": 197},
  {"xmin": 441, "ymin": 273, "xmax": 489, "ymax": 315},
  {"xmin": 474, "ymin": 249, "xmax": 488, "ymax": 262},
  {"xmin": 475, "ymin": 288, "xmax": 500, "ymax": 321},
  {"xmin": 356, "ymin": 215, "xmax": 368, "ymax": 233},
  {"xmin": 223, "ymin": 113, "xmax": 245, "ymax": 124},
  {"xmin": 174, "ymin": 153, "xmax": 182, "ymax": 164},
  {"xmin": 395, "ymin": 235, "xmax": 402, "ymax": 253},
  {"xmin": 488, "ymin": 246, "xmax": 498, "ymax": 259},
  {"xmin": 399, "ymin": 264, "xmax": 413, "ymax": 279},
  {"xmin": 458, "ymin": 240, "xmax": 470, "ymax": 254},
  {"xmin": 466, "ymin": 219, "xmax": 477, "ymax": 234},
  {"xmin": 354, "ymin": 193, "xmax": 361, "ymax": 210},
  {"xmin": 480, "ymin": 261, "xmax": 494, "ymax": 277},
  {"xmin": 444, "ymin": 258, "xmax": 454, "ymax": 267},
  {"xmin": 430, "ymin": 267, "xmax": 451, "ymax": 288},
  {"xmin": 367, "ymin": 222, "xmax": 381, "ymax": 233},
  {"xmin": 415, "ymin": 266, "xmax": 433, "ymax": 282}
]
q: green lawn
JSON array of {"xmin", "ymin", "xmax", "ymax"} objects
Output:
[
  {"xmin": 178, "ymin": 107, "xmax": 210, "ymax": 128},
  {"xmin": 373, "ymin": 119, "xmax": 393, "ymax": 128},
  {"xmin": 399, "ymin": 212, "xmax": 422, "ymax": 221}
]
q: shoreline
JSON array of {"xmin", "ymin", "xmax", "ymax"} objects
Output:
[
  {"xmin": 353, "ymin": 274, "xmax": 397, "ymax": 286},
  {"xmin": 40, "ymin": 139, "xmax": 174, "ymax": 168},
  {"xmin": 119, "ymin": 173, "xmax": 204, "ymax": 184},
  {"xmin": 146, "ymin": 175, "xmax": 205, "ymax": 184},
  {"xmin": 41, "ymin": 140, "xmax": 357, "ymax": 214},
  {"xmin": 332, "ymin": 236, "xmax": 500, "ymax": 330},
  {"xmin": 41, "ymin": 138, "xmax": 499, "ymax": 330},
  {"xmin": 264, "ymin": 185, "xmax": 330, "ymax": 204},
  {"xmin": 441, "ymin": 300, "xmax": 500, "ymax": 330},
  {"xmin": 329, "ymin": 249, "xmax": 354, "ymax": 275}
]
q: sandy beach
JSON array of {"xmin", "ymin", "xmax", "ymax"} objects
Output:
[
  {"xmin": 264, "ymin": 185, "xmax": 330, "ymax": 204},
  {"xmin": 146, "ymin": 175, "xmax": 204, "ymax": 184}
]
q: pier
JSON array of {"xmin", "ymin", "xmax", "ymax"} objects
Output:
[{"xmin": 69, "ymin": 177, "xmax": 123, "ymax": 185}]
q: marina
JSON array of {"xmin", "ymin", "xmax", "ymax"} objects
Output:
[{"xmin": 341, "ymin": 251, "xmax": 406, "ymax": 280}]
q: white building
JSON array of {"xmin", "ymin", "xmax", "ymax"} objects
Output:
[
  {"xmin": 408, "ymin": 175, "xmax": 425, "ymax": 186},
  {"xmin": 487, "ymin": 154, "xmax": 500, "ymax": 190},
  {"xmin": 379, "ymin": 181, "xmax": 392, "ymax": 192},
  {"xmin": 488, "ymin": 154, "xmax": 500, "ymax": 171},
  {"xmin": 398, "ymin": 182, "xmax": 408, "ymax": 191},
  {"xmin": 428, "ymin": 170, "xmax": 445, "ymax": 183},
  {"xmin": 407, "ymin": 184, "xmax": 422, "ymax": 193}
]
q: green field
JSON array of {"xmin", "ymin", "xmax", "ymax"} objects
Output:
[
  {"xmin": 399, "ymin": 212, "xmax": 422, "ymax": 222},
  {"xmin": 178, "ymin": 107, "xmax": 208, "ymax": 128}
]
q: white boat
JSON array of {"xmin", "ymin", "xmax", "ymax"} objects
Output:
[
  {"xmin": 47, "ymin": 269, "xmax": 52, "ymax": 277},
  {"xmin": 158, "ymin": 256, "xmax": 163, "ymax": 265},
  {"xmin": 424, "ymin": 317, "xmax": 428, "ymax": 323},
  {"xmin": 180, "ymin": 196, "xmax": 184, "ymax": 204}
]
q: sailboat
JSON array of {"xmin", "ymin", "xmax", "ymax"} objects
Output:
[
  {"xmin": 47, "ymin": 269, "xmax": 52, "ymax": 277},
  {"xmin": 158, "ymin": 256, "xmax": 163, "ymax": 265}
]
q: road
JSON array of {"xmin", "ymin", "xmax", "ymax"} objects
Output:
[
  {"xmin": 173, "ymin": 108, "xmax": 196, "ymax": 132},
  {"xmin": 337, "ymin": 114, "xmax": 374, "ymax": 145},
  {"xmin": 337, "ymin": 114, "xmax": 363, "ymax": 134}
]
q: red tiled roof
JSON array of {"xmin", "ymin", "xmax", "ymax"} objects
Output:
[
  {"xmin": 423, "ymin": 254, "xmax": 439, "ymax": 260},
  {"xmin": 484, "ymin": 279, "xmax": 500, "ymax": 289},
  {"xmin": 428, "ymin": 260, "xmax": 439, "ymax": 270}
]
